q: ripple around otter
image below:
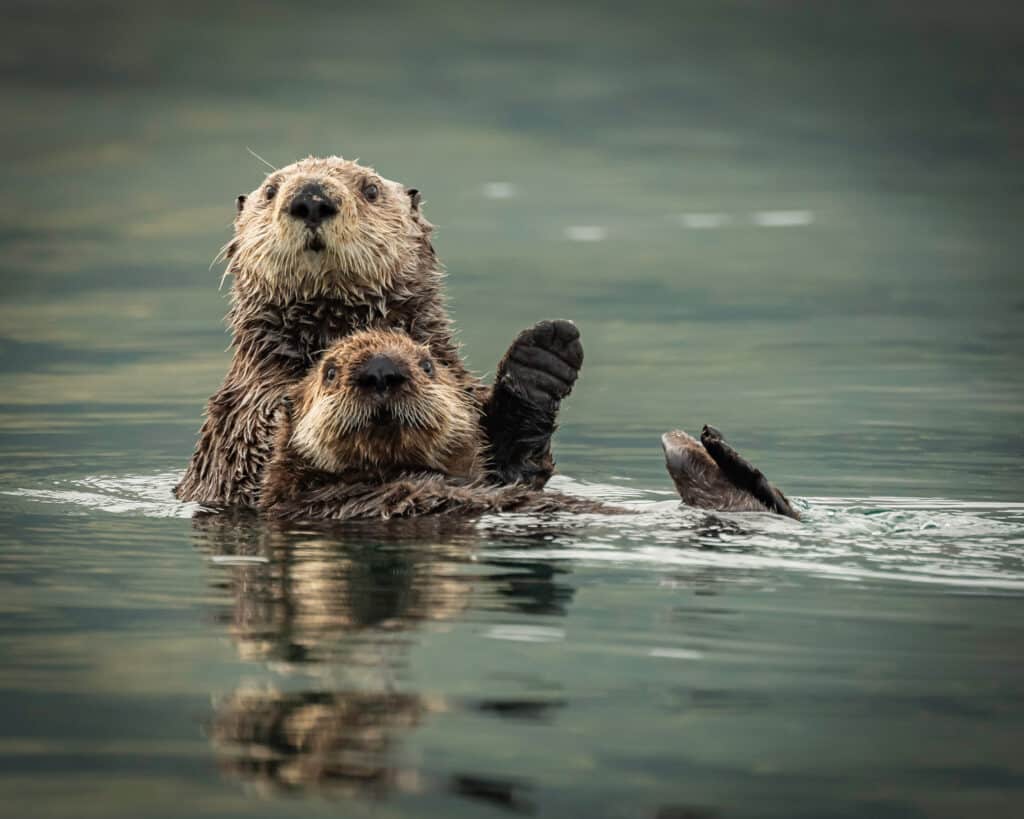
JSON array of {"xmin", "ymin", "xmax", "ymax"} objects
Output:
[{"xmin": 7, "ymin": 472, "xmax": 1024, "ymax": 593}]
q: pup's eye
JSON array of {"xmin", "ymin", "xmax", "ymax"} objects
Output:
[
  {"xmin": 419, "ymin": 358, "xmax": 434, "ymax": 376},
  {"xmin": 362, "ymin": 183, "xmax": 380, "ymax": 203},
  {"xmin": 323, "ymin": 365, "xmax": 337, "ymax": 383},
  {"xmin": 265, "ymin": 184, "xmax": 277, "ymax": 200}
]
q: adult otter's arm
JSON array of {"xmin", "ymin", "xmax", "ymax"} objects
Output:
[
  {"xmin": 263, "ymin": 471, "xmax": 618, "ymax": 521},
  {"xmin": 174, "ymin": 359, "xmax": 291, "ymax": 508},
  {"xmin": 480, "ymin": 320, "xmax": 583, "ymax": 489}
]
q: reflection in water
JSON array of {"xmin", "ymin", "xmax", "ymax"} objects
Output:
[
  {"xmin": 193, "ymin": 514, "xmax": 476, "ymax": 665},
  {"xmin": 212, "ymin": 687, "xmax": 432, "ymax": 797},
  {"xmin": 192, "ymin": 513, "xmax": 578, "ymax": 801}
]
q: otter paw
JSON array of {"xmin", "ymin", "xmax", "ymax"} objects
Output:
[
  {"xmin": 700, "ymin": 424, "xmax": 723, "ymax": 447},
  {"xmin": 701, "ymin": 424, "xmax": 756, "ymax": 486},
  {"xmin": 498, "ymin": 319, "xmax": 583, "ymax": 408}
]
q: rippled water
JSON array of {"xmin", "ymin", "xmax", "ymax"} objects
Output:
[
  {"xmin": 2, "ymin": 1, "xmax": 1024, "ymax": 817},
  {"xmin": 9, "ymin": 473, "xmax": 1024, "ymax": 592},
  {"xmin": 4, "ymin": 472, "xmax": 1024, "ymax": 818}
]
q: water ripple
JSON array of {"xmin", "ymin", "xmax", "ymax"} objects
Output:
[{"xmin": 5, "ymin": 472, "xmax": 1023, "ymax": 593}]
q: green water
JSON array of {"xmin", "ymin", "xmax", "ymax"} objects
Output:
[{"xmin": 2, "ymin": 2, "xmax": 1023, "ymax": 817}]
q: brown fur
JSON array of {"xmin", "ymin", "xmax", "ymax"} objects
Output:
[
  {"xmin": 661, "ymin": 430, "xmax": 769, "ymax": 512},
  {"xmin": 661, "ymin": 429, "xmax": 800, "ymax": 519},
  {"xmin": 260, "ymin": 330, "xmax": 614, "ymax": 521},
  {"xmin": 175, "ymin": 156, "xmax": 484, "ymax": 508},
  {"xmin": 212, "ymin": 687, "xmax": 432, "ymax": 795}
]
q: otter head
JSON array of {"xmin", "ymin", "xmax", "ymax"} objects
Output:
[
  {"xmin": 286, "ymin": 330, "xmax": 480, "ymax": 478},
  {"xmin": 226, "ymin": 156, "xmax": 432, "ymax": 303}
]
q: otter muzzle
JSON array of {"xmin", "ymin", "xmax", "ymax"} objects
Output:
[{"xmin": 288, "ymin": 183, "xmax": 339, "ymax": 229}]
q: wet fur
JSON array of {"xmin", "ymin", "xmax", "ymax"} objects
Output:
[
  {"xmin": 260, "ymin": 330, "xmax": 612, "ymax": 521},
  {"xmin": 175, "ymin": 156, "xmax": 569, "ymax": 507},
  {"xmin": 661, "ymin": 428, "xmax": 799, "ymax": 519}
]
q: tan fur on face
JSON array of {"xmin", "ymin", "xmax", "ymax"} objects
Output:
[
  {"xmin": 224, "ymin": 156, "xmax": 430, "ymax": 305},
  {"xmin": 289, "ymin": 330, "xmax": 481, "ymax": 478}
]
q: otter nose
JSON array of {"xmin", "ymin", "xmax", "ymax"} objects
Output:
[
  {"xmin": 356, "ymin": 355, "xmax": 409, "ymax": 394},
  {"xmin": 288, "ymin": 183, "xmax": 339, "ymax": 228}
]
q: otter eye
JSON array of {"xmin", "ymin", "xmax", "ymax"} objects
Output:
[
  {"xmin": 265, "ymin": 184, "xmax": 277, "ymax": 200},
  {"xmin": 323, "ymin": 365, "xmax": 337, "ymax": 383},
  {"xmin": 362, "ymin": 183, "xmax": 380, "ymax": 203},
  {"xmin": 419, "ymin": 358, "xmax": 434, "ymax": 377}
]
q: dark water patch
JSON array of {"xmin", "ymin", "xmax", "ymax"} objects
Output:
[
  {"xmin": 450, "ymin": 774, "xmax": 536, "ymax": 814},
  {"xmin": 472, "ymin": 698, "xmax": 567, "ymax": 722},
  {"xmin": 0, "ymin": 337, "xmax": 163, "ymax": 374}
]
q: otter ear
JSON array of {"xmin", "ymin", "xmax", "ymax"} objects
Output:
[
  {"xmin": 406, "ymin": 188, "xmax": 422, "ymax": 211},
  {"xmin": 236, "ymin": 194, "xmax": 247, "ymax": 212}
]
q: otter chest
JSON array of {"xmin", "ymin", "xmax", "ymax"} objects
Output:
[{"xmin": 244, "ymin": 298, "xmax": 421, "ymax": 373}]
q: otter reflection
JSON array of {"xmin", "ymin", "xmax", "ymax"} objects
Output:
[
  {"xmin": 194, "ymin": 514, "xmax": 575, "ymax": 798},
  {"xmin": 211, "ymin": 687, "xmax": 436, "ymax": 797},
  {"xmin": 198, "ymin": 518, "xmax": 473, "ymax": 664}
]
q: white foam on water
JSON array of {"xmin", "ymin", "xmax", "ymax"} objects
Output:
[
  {"xmin": 564, "ymin": 225, "xmax": 608, "ymax": 242},
  {"xmin": 485, "ymin": 625, "xmax": 565, "ymax": 643},
  {"xmin": 6, "ymin": 472, "xmax": 1024, "ymax": 593},
  {"xmin": 751, "ymin": 209, "xmax": 815, "ymax": 227},
  {"xmin": 482, "ymin": 181, "xmax": 517, "ymax": 200}
]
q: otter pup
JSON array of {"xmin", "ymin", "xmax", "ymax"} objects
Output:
[
  {"xmin": 175, "ymin": 156, "xmax": 582, "ymax": 508},
  {"xmin": 260, "ymin": 329, "xmax": 608, "ymax": 519},
  {"xmin": 260, "ymin": 330, "xmax": 798, "ymax": 521}
]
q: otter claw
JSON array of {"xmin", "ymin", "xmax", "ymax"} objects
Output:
[{"xmin": 701, "ymin": 424, "xmax": 722, "ymax": 443}]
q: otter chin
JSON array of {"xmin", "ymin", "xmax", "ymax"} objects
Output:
[{"xmin": 259, "ymin": 330, "xmax": 799, "ymax": 522}]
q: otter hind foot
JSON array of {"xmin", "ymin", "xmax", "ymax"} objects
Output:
[
  {"xmin": 699, "ymin": 425, "xmax": 799, "ymax": 519},
  {"xmin": 661, "ymin": 428, "xmax": 799, "ymax": 520}
]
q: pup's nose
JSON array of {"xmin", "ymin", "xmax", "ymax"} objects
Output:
[
  {"xmin": 288, "ymin": 183, "xmax": 339, "ymax": 228},
  {"xmin": 356, "ymin": 355, "xmax": 408, "ymax": 394}
]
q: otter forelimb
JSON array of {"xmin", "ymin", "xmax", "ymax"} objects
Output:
[{"xmin": 483, "ymin": 320, "xmax": 583, "ymax": 490}]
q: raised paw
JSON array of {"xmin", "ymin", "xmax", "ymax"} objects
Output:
[{"xmin": 498, "ymin": 319, "xmax": 583, "ymax": 409}]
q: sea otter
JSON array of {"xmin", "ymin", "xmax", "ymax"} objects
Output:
[
  {"xmin": 259, "ymin": 329, "xmax": 799, "ymax": 521},
  {"xmin": 175, "ymin": 156, "xmax": 582, "ymax": 508}
]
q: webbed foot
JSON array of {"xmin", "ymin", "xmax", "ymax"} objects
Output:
[{"xmin": 700, "ymin": 425, "xmax": 799, "ymax": 519}]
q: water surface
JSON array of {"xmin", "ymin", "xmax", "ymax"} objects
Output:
[{"xmin": 1, "ymin": 2, "xmax": 1023, "ymax": 817}]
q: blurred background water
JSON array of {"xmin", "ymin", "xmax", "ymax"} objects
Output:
[{"xmin": 1, "ymin": 1, "xmax": 1023, "ymax": 817}]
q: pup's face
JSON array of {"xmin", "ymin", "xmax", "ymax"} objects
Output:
[
  {"xmin": 227, "ymin": 156, "xmax": 429, "ymax": 302},
  {"xmin": 288, "ymin": 330, "xmax": 479, "ymax": 477}
]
